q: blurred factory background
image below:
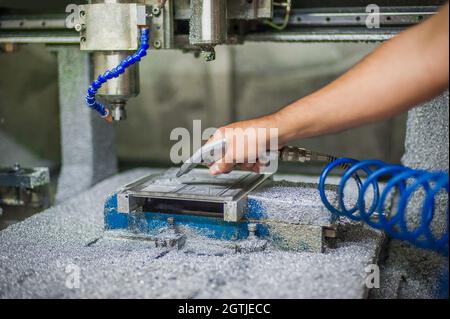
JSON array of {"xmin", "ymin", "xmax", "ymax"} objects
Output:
[
  {"xmin": 0, "ymin": 41, "xmax": 407, "ymax": 171},
  {"xmin": 0, "ymin": 0, "xmax": 447, "ymax": 300}
]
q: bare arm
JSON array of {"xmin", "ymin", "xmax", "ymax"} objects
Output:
[
  {"xmin": 208, "ymin": 3, "xmax": 449, "ymax": 175},
  {"xmin": 277, "ymin": 3, "xmax": 449, "ymax": 143}
]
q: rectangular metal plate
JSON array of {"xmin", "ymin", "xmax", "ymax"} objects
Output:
[{"xmin": 116, "ymin": 168, "xmax": 271, "ymax": 222}]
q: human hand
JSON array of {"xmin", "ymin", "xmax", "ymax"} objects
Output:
[{"xmin": 205, "ymin": 114, "xmax": 284, "ymax": 175}]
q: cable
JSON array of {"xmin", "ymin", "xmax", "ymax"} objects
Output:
[
  {"xmin": 264, "ymin": 0, "xmax": 292, "ymax": 31},
  {"xmin": 85, "ymin": 27, "xmax": 150, "ymax": 121},
  {"xmin": 319, "ymin": 158, "xmax": 449, "ymax": 254}
]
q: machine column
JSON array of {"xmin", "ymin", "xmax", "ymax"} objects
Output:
[{"xmin": 51, "ymin": 45, "xmax": 117, "ymax": 202}]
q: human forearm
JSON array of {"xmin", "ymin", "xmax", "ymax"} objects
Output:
[{"xmin": 276, "ymin": 3, "xmax": 449, "ymax": 144}]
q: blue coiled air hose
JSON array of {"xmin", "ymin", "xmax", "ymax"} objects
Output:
[
  {"xmin": 319, "ymin": 158, "xmax": 449, "ymax": 254},
  {"xmin": 85, "ymin": 27, "xmax": 150, "ymax": 120}
]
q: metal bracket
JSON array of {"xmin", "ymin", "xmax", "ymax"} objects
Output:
[{"xmin": 147, "ymin": 0, "xmax": 174, "ymax": 50}]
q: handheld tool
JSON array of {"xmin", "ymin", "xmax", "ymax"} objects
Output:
[{"xmin": 176, "ymin": 140, "xmax": 340, "ymax": 178}]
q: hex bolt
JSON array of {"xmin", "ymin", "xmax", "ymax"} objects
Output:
[
  {"xmin": 202, "ymin": 50, "xmax": 216, "ymax": 62},
  {"xmin": 75, "ymin": 24, "xmax": 84, "ymax": 32},
  {"xmin": 153, "ymin": 40, "xmax": 162, "ymax": 49},
  {"xmin": 152, "ymin": 7, "xmax": 161, "ymax": 16},
  {"xmin": 247, "ymin": 223, "xmax": 257, "ymax": 238}
]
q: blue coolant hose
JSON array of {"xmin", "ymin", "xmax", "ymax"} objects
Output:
[
  {"xmin": 85, "ymin": 27, "xmax": 150, "ymax": 120},
  {"xmin": 319, "ymin": 158, "xmax": 449, "ymax": 254}
]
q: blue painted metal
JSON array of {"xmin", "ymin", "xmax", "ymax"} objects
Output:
[
  {"xmin": 246, "ymin": 198, "xmax": 270, "ymax": 237},
  {"xmin": 85, "ymin": 27, "xmax": 150, "ymax": 118},
  {"xmin": 104, "ymin": 194, "xmax": 251, "ymax": 240},
  {"xmin": 104, "ymin": 194, "xmax": 273, "ymax": 240}
]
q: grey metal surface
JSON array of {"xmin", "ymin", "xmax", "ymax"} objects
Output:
[
  {"xmin": 245, "ymin": 29, "xmax": 399, "ymax": 42},
  {"xmin": 51, "ymin": 45, "xmax": 117, "ymax": 202},
  {"xmin": 116, "ymin": 168, "xmax": 271, "ymax": 222},
  {"xmin": 1, "ymin": 6, "xmax": 435, "ymax": 45},
  {"xmin": 147, "ymin": 0, "xmax": 174, "ymax": 50},
  {"xmin": 272, "ymin": 6, "xmax": 437, "ymax": 27},
  {"xmin": 189, "ymin": 0, "xmax": 228, "ymax": 46},
  {"xmin": 0, "ymin": 169, "xmax": 384, "ymax": 299},
  {"xmin": 0, "ymin": 32, "xmax": 79, "ymax": 44},
  {"xmin": 174, "ymin": 0, "xmax": 273, "ymax": 20},
  {"xmin": 0, "ymin": 16, "xmax": 67, "ymax": 30},
  {"xmin": 79, "ymin": 2, "xmax": 145, "ymax": 51}
]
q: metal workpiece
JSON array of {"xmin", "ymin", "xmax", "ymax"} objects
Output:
[
  {"xmin": 189, "ymin": 0, "xmax": 228, "ymax": 59},
  {"xmin": 79, "ymin": 1, "xmax": 147, "ymax": 52},
  {"xmin": 115, "ymin": 168, "xmax": 271, "ymax": 222}
]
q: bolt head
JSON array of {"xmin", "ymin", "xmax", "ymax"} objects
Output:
[
  {"xmin": 152, "ymin": 7, "xmax": 161, "ymax": 16},
  {"xmin": 153, "ymin": 40, "xmax": 162, "ymax": 49},
  {"xmin": 201, "ymin": 50, "xmax": 216, "ymax": 62},
  {"xmin": 248, "ymin": 223, "xmax": 257, "ymax": 233}
]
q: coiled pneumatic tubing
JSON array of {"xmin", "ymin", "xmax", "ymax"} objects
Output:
[
  {"xmin": 319, "ymin": 158, "xmax": 449, "ymax": 254},
  {"xmin": 85, "ymin": 27, "xmax": 150, "ymax": 121}
]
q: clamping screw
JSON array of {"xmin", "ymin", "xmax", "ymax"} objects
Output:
[
  {"xmin": 202, "ymin": 50, "xmax": 216, "ymax": 62},
  {"xmin": 75, "ymin": 24, "xmax": 85, "ymax": 32},
  {"xmin": 152, "ymin": 7, "xmax": 161, "ymax": 16},
  {"xmin": 167, "ymin": 217, "xmax": 175, "ymax": 229},
  {"xmin": 153, "ymin": 40, "xmax": 162, "ymax": 49},
  {"xmin": 247, "ymin": 223, "xmax": 257, "ymax": 238}
]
